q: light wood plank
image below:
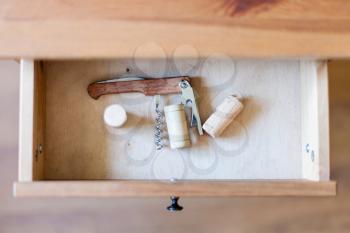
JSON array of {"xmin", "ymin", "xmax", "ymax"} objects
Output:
[
  {"xmin": 2, "ymin": 0, "xmax": 350, "ymax": 20},
  {"xmin": 18, "ymin": 59, "xmax": 35, "ymax": 181},
  {"xmin": 32, "ymin": 61, "xmax": 45, "ymax": 180},
  {"xmin": 300, "ymin": 60, "xmax": 330, "ymax": 181},
  {"xmin": 18, "ymin": 60, "xmax": 45, "ymax": 181},
  {"xmin": 1, "ymin": 0, "xmax": 350, "ymax": 58},
  {"xmin": 317, "ymin": 61, "xmax": 330, "ymax": 180},
  {"xmin": 13, "ymin": 180, "xmax": 336, "ymax": 197}
]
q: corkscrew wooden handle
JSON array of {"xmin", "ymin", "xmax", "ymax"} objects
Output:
[{"xmin": 87, "ymin": 76, "xmax": 190, "ymax": 99}]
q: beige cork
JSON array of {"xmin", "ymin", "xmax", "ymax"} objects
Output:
[
  {"xmin": 164, "ymin": 104, "xmax": 191, "ymax": 149},
  {"xmin": 203, "ymin": 95, "xmax": 243, "ymax": 138}
]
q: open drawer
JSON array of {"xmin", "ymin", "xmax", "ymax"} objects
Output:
[{"xmin": 14, "ymin": 58, "xmax": 336, "ymax": 197}]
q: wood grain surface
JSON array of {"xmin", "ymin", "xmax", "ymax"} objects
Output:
[
  {"xmin": 1, "ymin": 0, "xmax": 350, "ymax": 58},
  {"xmin": 0, "ymin": 60, "xmax": 350, "ymax": 232},
  {"xmin": 14, "ymin": 180, "xmax": 336, "ymax": 197},
  {"xmin": 87, "ymin": 76, "xmax": 189, "ymax": 99}
]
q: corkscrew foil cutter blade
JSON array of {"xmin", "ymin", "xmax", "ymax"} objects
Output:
[
  {"xmin": 179, "ymin": 80, "xmax": 203, "ymax": 135},
  {"xmin": 95, "ymin": 76, "xmax": 145, "ymax": 83}
]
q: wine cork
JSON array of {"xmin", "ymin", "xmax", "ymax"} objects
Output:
[
  {"xmin": 103, "ymin": 104, "xmax": 127, "ymax": 128},
  {"xmin": 203, "ymin": 95, "xmax": 243, "ymax": 138},
  {"xmin": 164, "ymin": 104, "xmax": 191, "ymax": 149}
]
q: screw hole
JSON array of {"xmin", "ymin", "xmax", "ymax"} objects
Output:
[
  {"xmin": 311, "ymin": 150, "xmax": 315, "ymax": 162},
  {"xmin": 126, "ymin": 68, "xmax": 130, "ymax": 73},
  {"xmin": 305, "ymin": 144, "xmax": 310, "ymax": 153}
]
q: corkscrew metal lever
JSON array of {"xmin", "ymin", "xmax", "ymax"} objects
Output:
[{"xmin": 179, "ymin": 80, "xmax": 203, "ymax": 135}]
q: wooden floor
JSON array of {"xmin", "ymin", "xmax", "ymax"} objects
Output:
[{"xmin": 0, "ymin": 60, "xmax": 349, "ymax": 233}]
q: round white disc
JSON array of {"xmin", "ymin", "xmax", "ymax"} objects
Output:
[{"xmin": 103, "ymin": 104, "xmax": 127, "ymax": 128}]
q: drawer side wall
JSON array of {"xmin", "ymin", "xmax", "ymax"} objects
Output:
[{"xmin": 18, "ymin": 60, "xmax": 45, "ymax": 181}]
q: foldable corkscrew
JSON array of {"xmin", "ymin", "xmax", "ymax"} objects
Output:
[{"xmin": 87, "ymin": 76, "xmax": 203, "ymax": 136}]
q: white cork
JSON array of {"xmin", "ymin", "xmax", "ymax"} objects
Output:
[
  {"xmin": 164, "ymin": 104, "xmax": 191, "ymax": 149},
  {"xmin": 103, "ymin": 104, "xmax": 127, "ymax": 128},
  {"xmin": 203, "ymin": 95, "xmax": 243, "ymax": 138}
]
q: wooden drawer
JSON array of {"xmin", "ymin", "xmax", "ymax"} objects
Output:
[{"xmin": 14, "ymin": 58, "xmax": 335, "ymax": 197}]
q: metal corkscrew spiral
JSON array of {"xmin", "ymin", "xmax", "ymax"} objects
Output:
[{"xmin": 154, "ymin": 95, "xmax": 164, "ymax": 150}]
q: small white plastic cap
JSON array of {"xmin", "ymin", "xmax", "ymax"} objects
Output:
[{"xmin": 103, "ymin": 104, "xmax": 127, "ymax": 128}]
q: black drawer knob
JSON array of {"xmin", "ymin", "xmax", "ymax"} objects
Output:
[{"xmin": 167, "ymin": 196, "xmax": 183, "ymax": 212}]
